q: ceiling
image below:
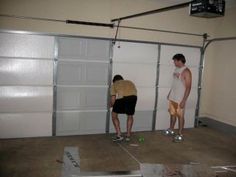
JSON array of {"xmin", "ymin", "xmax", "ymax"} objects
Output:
[{"xmin": 152, "ymin": 0, "xmax": 236, "ymax": 9}]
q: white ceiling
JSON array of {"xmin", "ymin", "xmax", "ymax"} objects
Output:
[{"xmin": 152, "ymin": 0, "xmax": 236, "ymax": 9}]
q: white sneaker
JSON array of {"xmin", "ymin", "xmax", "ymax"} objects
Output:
[
  {"xmin": 163, "ymin": 129, "xmax": 175, "ymax": 136},
  {"xmin": 173, "ymin": 134, "xmax": 184, "ymax": 143},
  {"xmin": 125, "ymin": 136, "xmax": 131, "ymax": 142},
  {"xmin": 112, "ymin": 135, "xmax": 124, "ymax": 142}
]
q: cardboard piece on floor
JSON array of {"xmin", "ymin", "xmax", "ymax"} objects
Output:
[
  {"xmin": 61, "ymin": 146, "xmax": 80, "ymax": 177},
  {"xmin": 140, "ymin": 163, "xmax": 216, "ymax": 177}
]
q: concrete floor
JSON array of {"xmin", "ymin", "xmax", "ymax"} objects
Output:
[{"xmin": 0, "ymin": 127, "xmax": 235, "ymax": 177}]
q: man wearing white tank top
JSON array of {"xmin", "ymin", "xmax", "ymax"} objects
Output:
[{"xmin": 164, "ymin": 54, "xmax": 192, "ymax": 143}]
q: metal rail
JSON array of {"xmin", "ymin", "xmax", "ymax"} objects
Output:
[
  {"xmin": 0, "ymin": 14, "xmax": 114, "ymax": 28},
  {"xmin": 204, "ymin": 36, "xmax": 236, "ymax": 52},
  {"xmin": 0, "ymin": 13, "xmax": 205, "ymax": 38},
  {"xmin": 111, "ymin": 1, "xmax": 191, "ymax": 22}
]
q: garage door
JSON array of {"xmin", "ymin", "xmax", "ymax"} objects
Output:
[{"xmin": 56, "ymin": 37, "xmax": 110, "ymax": 135}]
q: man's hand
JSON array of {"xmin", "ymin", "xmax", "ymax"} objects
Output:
[
  {"xmin": 179, "ymin": 100, "xmax": 186, "ymax": 109},
  {"xmin": 110, "ymin": 102, "xmax": 114, "ymax": 108}
]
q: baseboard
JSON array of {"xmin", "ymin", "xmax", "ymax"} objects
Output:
[{"xmin": 197, "ymin": 117, "xmax": 236, "ymax": 135}]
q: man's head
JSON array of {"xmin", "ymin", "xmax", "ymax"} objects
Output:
[
  {"xmin": 172, "ymin": 53, "xmax": 186, "ymax": 67},
  {"xmin": 113, "ymin": 75, "xmax": 124, "ymax": 83}
]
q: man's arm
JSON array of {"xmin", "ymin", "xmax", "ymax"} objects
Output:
[
  {"xmin": 110, "ymin": 83, "xmax": 116, "ymax": 107},
  {"xmin": 180, "ymin": 68, "xmax": 192, "ymax": 108}
]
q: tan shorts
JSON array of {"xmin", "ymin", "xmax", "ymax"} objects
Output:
[{"xmin": 168, "ymin": 100, "xmax": 185, "ymax": 118}]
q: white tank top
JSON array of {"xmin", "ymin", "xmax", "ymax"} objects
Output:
[{"xmin": 168, "ymin": 66, "xmax": 187, "ymax": 103}]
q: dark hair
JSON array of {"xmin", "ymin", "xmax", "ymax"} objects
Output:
[
  {"xmin": 113, "ymin": 75, "xmax": 124, "ymax": 83},
  {"xmin": 172, "ymin": 53, "xmax": 186, "ymax": 64}
]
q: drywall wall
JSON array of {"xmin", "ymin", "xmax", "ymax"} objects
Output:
[
  {"xmin": 200, "ymin": 7, "xmax": 236, "ymax": 126},
  {"xmin": 0, "ymin": 0, "xmax": 210, "ymax": 46},
  {"xmin": 201, "ymin": 40, "xmax": 236, "ymax": 126}
]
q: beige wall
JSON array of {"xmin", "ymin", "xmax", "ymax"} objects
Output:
[
  {"xmin": 0, "ymin": 0, "xmax": 211, "ymax": 46},
  {"xmin": 200, "ymin": 7, "xmax": 236, "ymax": 126},
  {"xmin": 0, "ymin": 0, "xmax": 236, "ymax": 126},
  {"xmin": 201, "ymin": 40, "xmax": 236, "ymax": 126}
]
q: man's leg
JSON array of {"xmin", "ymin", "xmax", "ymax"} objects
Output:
[
  {"xmin": 176, "ymin": 106, "xmax": 185, "ymax": 135},
  {"xmin": 170, "ymin": 115, "xmax": 176, "ymax": 130},
  {"xmin": 173, "ymin": 113, "xmax": 185, "ymax": 142},
  {"xmin": 126, "ymin": 115, "xmax": 133, "ymax": 137},
  {"xmin": 177, "ymin": 114, "xmax": 185, "ymax": 135},
  {"xmin": 112, "ymin": 112, "xmax": 121, "ymax": 136},
  {"xmin": 172, "ymin": 107, "xmax": 185, "ymax": 142},
  {"xmin": 124, "ymin": 95, "xmax": 137, "ymax": 139},
  {"xmin": 168, "ymin": 101, "xmax": 177, "ymax": 132}
]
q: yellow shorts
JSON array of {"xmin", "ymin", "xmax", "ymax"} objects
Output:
[{"xmin": 168, "ymin": 100, "xmax": 185, "ymax": 118}]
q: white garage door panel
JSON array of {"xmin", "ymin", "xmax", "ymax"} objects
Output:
[
  {"xmin": 112, "ymin": 41, "xmax": 158, "ymax": 132},
  {"xmin": 0, "ymin": 58, "xmax": 53, "ymax": 85},
  {"xmin": 57, "ymin": 87, "xmax": 108, "ymax": 110},
  {"xmin": 156, "ymin": 88, "xmax": 169, "ymax": 110},
  {"xmin": 79, "ymin": 112, "xmax": 107, "ymax": 134},
  {"xmin": 109, "ymin": 110, "xmax": 153, "ymax": 133},
  {"xmin": 56, "ymin": 37, "xmax": 110, "ymax": 135},
  {"xmin": 184, "ymin": 109, "xmax": 196, "ymax": 128},
  {"xmin": 58, "ymin": 37, "xmax": 85, "ymax": 59},
  {"xmin": 0, "ymin": 33, "xmax": 55, "ymax": 58},
  {"xmin": 133, "ymin": 111, "xmax": 153, "ymax": 131},
  {"xmin": 113, "ymin": 42, "xmax": 158, "ymax": 62},
  {"xmin": 57, "ymin": 61, "xmax": 109, "ymax": 85},
  {"xmin": 0, "ymin": 86, "xmax": 53, "ymax": 113},
  {"xmin": 136, "ymin": 87, "xmax": 155, "ymax": 110},
  {"xmin": 56, "ymin": 111, "xmax": 106, "ymax": 135},
  {"xmin": 159, "ymin": 65, "xmax": 175, "ymax": 87},
  {"xmin": 155, "ymin": 110, "xmax": 170, "ymax": 130},
  {"xmin": 86, "ymin": 39, "xmax": 110, "ymax": 60},
  {"xmin": 189, "ymin": 67, "xmax": 200, "ymax": 88},
  {"xmin": 58, "ymin": 37, "xmax": 110, "ymax": 61},
  {"xmin": 112, "ymin": 63, "xmax": 156, "ymax": 87},
  {"xmin": 0, "ymin": 33, "xmax": 55, "ymax": 139},
  {"xmin": 0, "ymin": 113, "xmax": 52, "ymax": 138},
  {"xmin": 57, "ymin": 112, "xmax": 79, "ymax": 133},
  {"xmin": 160, "ymin": 45, "xmax": 201, "ymax": 67},
  {"xmin": 186, "ymin": 88, "xmax": 198, "ymax": 109}
]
